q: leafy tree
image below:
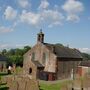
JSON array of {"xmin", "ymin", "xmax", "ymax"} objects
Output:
[
  {"xmin": 8, "ymin": 49, "xmax": 15, "ymax": 55},
  {"xmin": 2, "ymin": 45, "xmax": 31, "ymax": 67},
  {"xmin": 82, "ymin": 53, "xmax": 90, "ymax": 60},
  {"xmin": 15, "ymin": 48, "xmax": 23, "ymax": 56},
  {"xmin": 7, "ymin": 55, "xmax": 23, "ymax": 66},
  {"xmin": 1, "ymin": 49, "xmax": 7, "ymax": 55},
  {"xmin": 23, "ymin": 46, "xmax": 31, "ymax": 53}
]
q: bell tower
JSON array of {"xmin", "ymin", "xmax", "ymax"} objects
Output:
[{"xmin": 37, "ymin": 29, "xmax": 44, "ymax": 43}]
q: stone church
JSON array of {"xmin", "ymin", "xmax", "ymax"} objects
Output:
[{"xmin": 23, "ymin": 30, "xmax": 83, "ymax": 80}]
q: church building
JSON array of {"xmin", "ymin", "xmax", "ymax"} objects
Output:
[{"xmin": 23, "ymin": 30, "xmax": 83, "ymax": 80}]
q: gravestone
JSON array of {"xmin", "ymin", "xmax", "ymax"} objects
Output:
[{"xmin": 6, "ymin": 75, "xmax": 39, "ymax": 90}]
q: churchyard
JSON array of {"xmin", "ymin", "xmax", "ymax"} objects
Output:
[{"xmin": 0, "ymin": 69, "xmax": 90, "ymax": 90}]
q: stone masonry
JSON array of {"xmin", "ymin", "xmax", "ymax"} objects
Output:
[{"xmin": 6, "ymin": 75, "xmax": 39, "ymax": 90}]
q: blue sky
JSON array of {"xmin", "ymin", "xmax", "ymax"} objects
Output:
[{"xmin": 0, "ymin": 0, "xmax": 90, "ymax": 53}]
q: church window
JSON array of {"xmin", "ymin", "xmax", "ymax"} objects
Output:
[
  {"xmin": 29, "ymin": 68, "xmax": 32, "ymax": 74},
  {"xmin": 42, "ymin": 52, "xmax": 47, "ymax": 64},
  {"xmin": 32, "ymin": 52, "xmax": 35, "ymax": 61}
]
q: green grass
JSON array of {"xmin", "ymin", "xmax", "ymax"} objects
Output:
[
  {"xmin": 0, "ymin": 83, "xmax": 9, "ymax": 90},
  {"xmin": 0, "ymin": 79, "xmax": 8, "ymax": 90},
  {"xmin": 0, "ymin": 72, "xmax": 9, "ymax": 90},
  {"xmin": 14, "ymin": 66, "xmax": 23, "ymax": 75},
  {"xmin": 40, "ymin": 83, "xmax": 61, "ymax": 90},
  {"xmin": 0, "ymin": 71, "xmax": 72, "ymax": 90},
  {"xmin": 0, "ymin": 72, "xmax": 8, "ymax": 77},
  {"xmin": 39, "ymin": 80, "xmax": 71, "ymax": 90},
  {"xmin": 0, "ymin": 80, "xmax": 69, "ymax": 90}
]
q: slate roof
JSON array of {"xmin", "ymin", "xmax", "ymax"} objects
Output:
[
  {"xmin": 0, "ymin": 54, "xmax": 8, "ymax": 61},
  {"xmin": 80, "ymin": 61, "xmax": 90, "ymax": 67},
  {"xmin": 32, "ymin": 61, "xmax": 44, "ymax": 68},
  {"xmin": 44, "ymin": 43, "xmax": 82, "ymax": 59}
]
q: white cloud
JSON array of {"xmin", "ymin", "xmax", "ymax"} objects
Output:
[
  {"xmin": 38, "ymin": 0, "xmax": 49, "ymax": 10},
  {"xmin": 79, "ymin": 48, "xmax": 90, "ymax": 54},
  {"xmin": 15, "ymin": 44, "xmax": 29, "ymax": 48},
  {"xmin": 62, "ymin": 0, "xmax": 84, "ymax": 14},
  {"xmin": 20, "ymin": 11, "xmax": 41, "ymax": 26},
  {"xmin": 0, "ymin": 43, "xmax": 30, "ymax": 50},
  {"xmin": 62, "ymin": 0, "xmax": 84, "ymax": 22},
  {"xmin": 4, "ymin": 6, "xmax": 17, "ymax": 20},
  {"xmin": 0, "ymin": 44, "xmax": 9, "ymax": 49},
  {"xmin": 0, "ymin": 26, "xmax": 13, "ymax": 33},
  {"xmin": 67, "ymin": 14, "xmax": 80, "ymax": 22},
  {"xmin": 18, "ymin": 0, "xmax": 30, "ymax": 8},
  {"xmin": 20, "ymin": 9, "xmax": 64, "ymax": 27},
  {"xmin": 0, "ymin": 43, "xmax": 15, "ymax": 50},
  {"xmin": 41, "ymin": 10, "xmax": 64, "ymax": 27}
]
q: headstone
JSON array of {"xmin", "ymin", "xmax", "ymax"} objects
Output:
[{"xmin": 6, "ymin": 75, "xmax": 39, "ymax": 90}]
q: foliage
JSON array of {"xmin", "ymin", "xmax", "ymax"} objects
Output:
[
  {"xmin": 15, "ymin": 67, "xmax": 23, "ymax": 74},
  {"xmin": 1, "ymin": 49, "xmax": 7, "ymax": 55},
  {"xmin": 55, "ymin": 43, "xmax": 64, "ymax": 47},
  {"xmin": 7, "ymin": 55, "xmax": 23, "ymax": 66},
  {"xmin": 1, "ymin": 46, "xmax": 31, "ymax": 67},
  {"xmin": 81, "ymin": 53, "xmax": 90, "ymax": 60},
  {"xmin": 23, "ymin": 46, "xmax": 31, "ymax": 53},
  {"xmin": 0, "ymin": 83, "xmax": 9, "ymax": 90},
  {"xmin": 0, "ymin": 73, "xmax": 9, "ymax": 90},
  {"xmin": 0, "ymin": 73, "xmax": 8, "ymax": 77}
]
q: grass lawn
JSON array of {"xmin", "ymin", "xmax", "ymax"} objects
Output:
[
  {"xmin": 0, "ymin": 72, "xmax": 8, "ymax": 77},
  {"xmin": 40, "ymin": 83, "xmax": 61, "ymax": 90},
  {"xmin": 0, "ymin": 72, "xmax": 72, "ymax": 90},
  {"xmin": 0, "ymin": 83, "xmax": 9, "ymax": 90},
  {"xmin": 0, "ymin": 72, "xmax": 9, "ymax": 90},
  {"xmin": 39, "ymin": 80, "xmax": 71, "ymax": 90}
]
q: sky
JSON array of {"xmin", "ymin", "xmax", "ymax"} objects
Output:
[{"xmin": 0, "ymin": 0, "xmax": 90, "ymax": 53}]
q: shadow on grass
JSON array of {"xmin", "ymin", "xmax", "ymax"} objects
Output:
[
  {"xmin": 0, "ymin": 83, "xmax": 7, "ymax": 85},
  {"xmin": 0, "ymin": 87, "xmax": 9, "ymax": 90},
  {"xmin": 0, "ymin": 73, "xmax": 8, "ymax": 76}
]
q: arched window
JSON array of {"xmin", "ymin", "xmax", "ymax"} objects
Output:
[
  {"xmin": 29, "ymin": 68, "xmax": 32, "ymax": 74},
  {"xmin": 32, "ymin": 52, "xmax": 35, "ymax": 61}
]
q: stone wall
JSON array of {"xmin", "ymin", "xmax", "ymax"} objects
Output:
[
  {"xmin": 23, "ymin": 43, "xmax": 57, "ymax": 79},
  {"xmin": 23, "ymin": 59, "xmax": 37, "ymax": 79},
  {"xmin": 6, "ymin": 75, "xmax": 39, "ymax": 90}
]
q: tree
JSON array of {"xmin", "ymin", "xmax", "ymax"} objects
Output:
[
  {"xmin": 1, "ymin": 45, "xmax": 31, "ymax": 67},
  {"xmin": 8, "ymin": 49, "xmax": 15, "ymax": 55},
  {"xmin": 23, "ymin": 46, "xmax": 31, "ymax": 53},
  {"xmin": 1, "ymin": 49, "xmax": 7, "ymax": 55},
  {"xmin": 82, "ymin": 53, "xmax": 90, "ymax": 60},
  {"xmin": 15, "ymin": 48, "xmax": 23, "ymax": 56},
  {"xmin": 8, "ymin": 55, "xmax": 23, "ymax": 66}
]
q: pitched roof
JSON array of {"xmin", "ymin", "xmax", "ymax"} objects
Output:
[
  {"xmin": 79, "ymin": 61, "xmax": 90, "ymax": 67},
  {"xmin": 0, "ymin": 54, "xmax": 8, "ymax": 61},
  {"xmin": 44, "ymin": 43, "xmax": 82, "ymax": 59},
  {"xmin": 32, "ymin": 61, "xmax": 44, "ymax": 68}
]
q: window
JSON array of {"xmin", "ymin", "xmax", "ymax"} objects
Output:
[
  {"xmin": 42, "ymin": 52, "xmax": 47, "ymax": 64},
  {"xmin": 29, "ymin": 68, "xmax": 32, "ymax": 74},
  {"xmin": 32, "ymin": 52, "xmax": 35, "ymax": 61}
]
